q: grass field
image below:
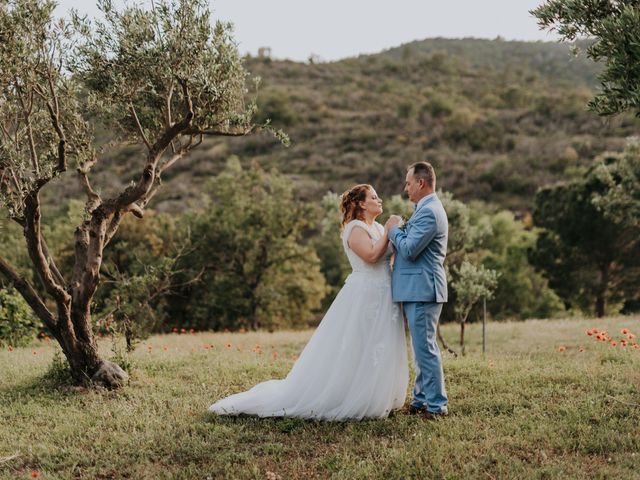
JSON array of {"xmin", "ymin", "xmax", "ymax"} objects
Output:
[{"xmin": 1, "ymin": 316, "xmax": 639, "ymax": 479}]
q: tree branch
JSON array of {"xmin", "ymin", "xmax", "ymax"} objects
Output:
[
  {"xmin": 77, "ymin": 163, "xmax": 102, "ymax": 214},
  {"xmin": 182, "ymin": 126, "xmax": 255, "ymax": 137},
  {"xmin": 149, "ymin": 79, "xmax": 194, "ymax": 159},
  {"xmin": 437, "ymin": 322, "xmax": 458, "ymax": 357},
  {"xmin": 22, "ymin": 193, "xmax": 70, "ymax": 306},
  {"xmin": 0, "ymin": 255, "xmax": 57, "ymax": 328},
  {"xmin": 128, "ymin": 101, "xmax": 152, "ymax": 151},
  {"xmin": 40, "ymin": 235, "xmax": 66, "ymax": 288},
  {"xmin": 33, "ymin": 84, "xmax": 66, "ymax": 174},
  {"xmin": 99, "ymin": 80, "xmax": 196, "ymax": 226},
  {"xmin": 14, "ymin": 77, "xmax": 40, "ymax": 175},
  {"xmin": 165, "ymin": 82, "xmax": 174, "ymax": 129}
]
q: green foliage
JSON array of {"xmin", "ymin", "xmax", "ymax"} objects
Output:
[
  {"xmin": 533, "ymin": 0, "xmax": 640, "ymax": 117},
  {"xmin": 421, "ymin": 94, "xmax": 454, "ymax": 118},
  {"xmin": 451, "ymin": 261, "xmax": 499, "ymax": 323},
  {"xmin": 530, "ymin": 144, "xmax": 640, "ymax": 317},
  {"xmin": 589, "ymin": 138, "xmax": 640, "ymax": 228},
  {"xmin": 71, "ymin": 0, "xmax": 255, "ymax": 144},
  {"xmin": 94, "ymin": 213, "xmax": 183, "ymax": 345},
  {"xmin": 42, "ymin": 349, "xmax": 74, "ymax": 386},
  {"xmin": 255, "ymin": 88, "xmax": 298, "ymax": 126},
  {"xmin": 480, "ymin": 210, "xmax": 564, "ymax": 320},
  {"xmin": 312, "ymin": 192, "xmax": 350, "ymax": 308},
  {"xmin": 396, "ymin": 101, "xmax": 414, "ymax": 119},
  {"xmin": 60, "ymin": 36, "xmax": 638, "ymax": 214},
  {"xmin": 0, "ymin": 286, "xmax": 40, "ymax": 347},
  {"xmin": 0, "ymin": 0, "xmax": 93, "ymax": 218},
  {"xmin": 170, "ymin": 159, "xmax": 328, "ymax": 331}
]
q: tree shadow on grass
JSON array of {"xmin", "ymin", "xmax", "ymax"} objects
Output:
[{"xmin": 0, "ymin": 352, "xmax": 117, "ymax": 401}]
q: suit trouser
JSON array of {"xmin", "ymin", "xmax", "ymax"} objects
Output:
[{"xmin": 403, "ymin": 301, "xmax": 448, "ymax": 413}]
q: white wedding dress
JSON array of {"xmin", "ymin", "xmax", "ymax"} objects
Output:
[{"xmin": 208, "ymin": 220, "xmax": 409, "ymax": 420}]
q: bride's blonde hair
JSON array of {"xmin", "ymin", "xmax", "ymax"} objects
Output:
[{"xmin": 340, "ymin": 184, "xmax": 371, "ymax": 231}]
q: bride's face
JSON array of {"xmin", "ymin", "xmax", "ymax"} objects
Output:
[{"xmin": 360, "ymin": 188, "xmax": 383, "ymax": 218}]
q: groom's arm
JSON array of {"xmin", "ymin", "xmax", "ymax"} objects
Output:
[{"xmin": 389, "ymin": 209, "xmax": 437, "ymax": 262}]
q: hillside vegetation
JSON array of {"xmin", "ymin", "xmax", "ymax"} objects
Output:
[{"xmin": 46, "ymin": 38, "xmax": 640, "ymax": 213}]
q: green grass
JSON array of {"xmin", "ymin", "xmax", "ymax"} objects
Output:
[{"xmin": 1, "ymin": 316, "xmax": 639, "ymax": 479}]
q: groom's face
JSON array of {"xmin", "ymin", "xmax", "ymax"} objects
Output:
[{"xmin": 404, "ymin": 169, "xmax": 423, "ymax": 203}]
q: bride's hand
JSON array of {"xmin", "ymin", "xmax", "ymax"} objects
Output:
[{"xmin": 385, "ymin": 215, "xmax": 402, "ymax": 230}]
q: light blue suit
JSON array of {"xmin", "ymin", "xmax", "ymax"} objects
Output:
[{"xmin": 389, "ymin": 193, "xmax": 448, "ymax": 413}]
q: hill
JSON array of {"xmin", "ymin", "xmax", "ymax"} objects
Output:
[{"xmin": 45, "ymin": 38, "xmax": 640, "ymax": 213}]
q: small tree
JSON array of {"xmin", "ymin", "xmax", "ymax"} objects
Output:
[
  {"xmin": 532, "ymin": 0, "xmax": 640, "ymax": 117},
  {"xmin": 451, "ymin": 261, "xmax": 498, "ymax": 355},
  {"xmin": 0, "ymin": 0, "xmax": 282, "ymax": 387}
]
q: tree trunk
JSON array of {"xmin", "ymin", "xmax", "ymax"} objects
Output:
[
  {"xmin": 460, "ymin": 313, "xmax": 469, "ymax": 356},
  {"xmin": 0, "ymin": 254, "xmax": 127, "ymax": 388},
  {"xmin": 56, "ymin": 309, "xmax": 128, "ymax": 388},
  {"xmin": 595, "ymin": 296, "xmax": 605, "ymax": 318},
  {"xmin": 45, "ymin": 299, "xmax": 128, "ymax": 388},
  {"xmin": 436, "ymin": 322, "xmax": 457, "ymax": 357},
  {"xmin": 595, "ymin": 262, "xmax": 609, "ymax": 318}
]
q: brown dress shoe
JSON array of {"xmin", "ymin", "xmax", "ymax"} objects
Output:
[
  {"xmin": 406, "ymin": 404, "xmax": 425, "ymax": 415},
  {"xmin": 423, "ymin": 410, "xmax": 449, "ymax": 420}
]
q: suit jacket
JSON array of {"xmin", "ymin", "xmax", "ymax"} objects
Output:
[{"xmin": 388, "ymin": 193, "xmax": 448, "ymax": 303}]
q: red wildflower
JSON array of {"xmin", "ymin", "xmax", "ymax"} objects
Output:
[
  {"xmin": 30, "ymin": 471, "xmax": 40, "ymax": 478},
  {"xmin": 172, "ymin": 327, "xmax": 178, "ymax": 333},
  {"xmin": 558, "ymin": 345, "xmax": 566, "ymax": 352},
  {"xmin": 610, "ymin": 341, "xmax": 617, "ymax": 347},
  {"xmin": 225, "ymin": 342, "xmax": 232, "ymax": 349},
  {"xmin": 621, "ymin": 328, "xmax": 630, "ymax": 335},
  {"xmin": 7, "ymin": 346, "xmax": 13, "ymax": 352},
  {"xmin": 180, "ymin": 328, "xmax": 186, "ymax": 333},
  {"xmin": 628, "ymin": 333, "xmax": 636, "ymax": 339}
]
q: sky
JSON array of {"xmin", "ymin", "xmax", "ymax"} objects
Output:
[{"xmin": 54, "ymin": 0, "xmax": 561, "ymax": 62}]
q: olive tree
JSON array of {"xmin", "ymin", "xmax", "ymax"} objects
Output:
[
  {"xmin": 532, "ymin": 0, "xmax": 640, "ymax": 117},
  {"xmin": 0, "ymin": 0, "xmax": 282, "ymax": 387}
]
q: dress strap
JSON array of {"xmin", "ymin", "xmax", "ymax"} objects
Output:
[{"xmin": 342, "ymin": 220, "xmax": 377, "ymax": 249}]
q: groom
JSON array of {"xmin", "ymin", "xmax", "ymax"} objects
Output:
[{"xmin": 386, "ymin": 161, "xmax": 449, "ymax": 419}]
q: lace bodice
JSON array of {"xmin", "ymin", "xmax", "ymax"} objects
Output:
[{"xmin": 342, "ymin": 220, "xmax": 393, "ymax": 276}]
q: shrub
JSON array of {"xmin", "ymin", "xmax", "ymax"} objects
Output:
[{"xmin": 0, "ymin": 287, "xmax": 40, "ymax": 347}]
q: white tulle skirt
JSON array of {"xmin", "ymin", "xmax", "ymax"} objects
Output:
[{"xmin": 208, "ymin": 271, "xmax": 409, "ymax": 420}]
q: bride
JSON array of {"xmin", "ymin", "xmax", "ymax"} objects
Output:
[{"xmin": 208, "ymin": 184, "xmax": 408, "ymax": 420}]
